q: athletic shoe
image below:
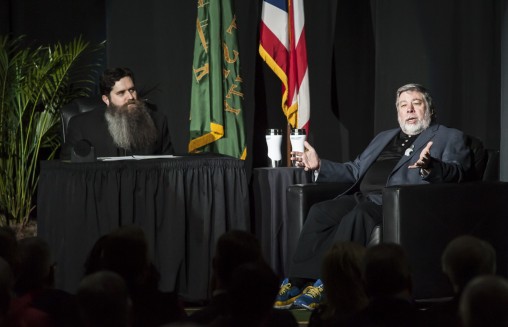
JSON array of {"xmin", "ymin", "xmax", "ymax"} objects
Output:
[
  {"xmin": 273, "ymin": 278, "xmax": 302, "ymax": 309},
  {"xmin": 294, "ymin": 279, "xmax": 324, "ymax": 310}
]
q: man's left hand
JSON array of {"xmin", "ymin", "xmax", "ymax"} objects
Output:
[{"xmin": 408, "ymin": 141, "xmax": 433, "ymax": 170}]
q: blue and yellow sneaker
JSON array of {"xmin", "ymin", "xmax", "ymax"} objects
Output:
[
  {"xmin": 293, "ymin": 279, "xmax": 324, "ymax": 310},
  {"xmin": 273, "ymin": 278, "xmax": 302, "ymax": 309}
]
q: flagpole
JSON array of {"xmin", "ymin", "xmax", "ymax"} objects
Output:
[
  {"xmin": 259, "ymin": 0, "xmax": 310, "ymax": 162},
  {"xmin": 287, "ymin": 123, "xmax": 292, "ymax": 167}
]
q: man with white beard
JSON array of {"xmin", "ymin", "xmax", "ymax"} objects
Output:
[
  {"xmin": 274, "ymin": 83, "xmax": 472, "ymax": 311},
  {"xmin": 61, "ymin": 67, "xmax": 174, "ymax": 159}
]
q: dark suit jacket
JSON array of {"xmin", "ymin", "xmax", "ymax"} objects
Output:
[
  {"xmin": 60, "ymin": 107, "xmax": 174, "ymax": 160},
  {"xmin": 317, "ymin": 123, "xmax": 471, "ymax": 204}
]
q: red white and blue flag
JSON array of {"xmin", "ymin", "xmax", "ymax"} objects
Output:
[{"xmin": 259, "ymin": 0, "xmax": 310, "ymax": 133}]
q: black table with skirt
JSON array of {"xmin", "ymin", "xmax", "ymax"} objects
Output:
[
  {"xmin": 37, "ymin": 156, "xmax": 250, "ymax": 302},
  {"xmin": 251, "ymin": 167, "xmax": 312, "ymax": 278}
]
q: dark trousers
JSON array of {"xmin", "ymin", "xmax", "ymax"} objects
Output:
[{"xmin": 289, "ymin": 193, "xmax": 382, "ymax": 280}]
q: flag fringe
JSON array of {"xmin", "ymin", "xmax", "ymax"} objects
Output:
[
  {"xmin": 188, "ymin": 122, "xmax": 224, "ymax": 153},
  {"xmin": 258, "ymin": 45, "xmax": 297, "ymax": 128}
]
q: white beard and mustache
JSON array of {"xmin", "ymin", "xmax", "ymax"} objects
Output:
[
  {"xmin": 398, "ymin": 108, "xmax": 432, "ymax": 136},
  {"xmin": 105, "ymin": 99, "xmax": 158, "ymax": 151}
]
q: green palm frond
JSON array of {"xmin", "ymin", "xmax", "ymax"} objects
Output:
[{"xmin": 0, "ymin": 34, "xmax": 104, "ymax": 227}]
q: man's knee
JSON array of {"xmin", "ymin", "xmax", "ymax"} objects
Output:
[
  {"xmin": 304, "ymin": 197, "xmax": 357, "ymax": 229},
  {"xmin": 306, "ymin": 202, "xmax": 341, "ymax": 227}
]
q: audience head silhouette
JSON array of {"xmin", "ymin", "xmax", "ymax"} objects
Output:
[
  {"xmin": 363, "ymin": 243, "xmax": 412, "ymax": 298},
  {"xmin": 189, "ymin": 230, "xmax": 296, "ymax": 327},
  {"xmin": 212, "ymin": 230, "xmax": 263, "ymax": 290},
  {"xmin": 0, "ymin": 257, "xmax": 13, "ymax": 322},
  {"xmin": 459, "ymin": 275, "xmax": 508, "ymax": 327},
  {"xmin": 83, "ymin": 225, "xmax": 186, "ymax": 326},
  {"xmin": 0, "ymin": 226, "xmax": 18, "ymax": 275},
  {"xmin": 84, "ymin": 234, "xmax": 109, "ymax": 276},
  {"xmin": 99, "ymin": 225, "xmax": 151, "ymax": 291},
  {"xmin": 226, "ymin": 262, "xmax": 279, "ymax": 327},
  {"xmin": 14, "ymin": 236, "xmax": 54, "ymax": 294},
  {"xmin": 441, "ymin": 235, "xmax": 496, "ymax": 293},
  {"xmin": 77, "ymin": 270, "xmax": 131, "ymax": 327},
  {"xmin": 321, "ymin": 241, "xmax": 368, "ymax": 319}
]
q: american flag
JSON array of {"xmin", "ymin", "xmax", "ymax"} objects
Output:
[{"xmin": 259, "ymin": 0, "xmax": 310, "ymax": 133}]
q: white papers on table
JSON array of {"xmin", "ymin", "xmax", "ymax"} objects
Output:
[{"xmin": 97, "ymin": 155, "xmax": 178, "ymax": 161}]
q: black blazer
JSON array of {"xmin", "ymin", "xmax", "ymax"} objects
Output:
[
  {"xmin": 318, "ymin": 123, "xmax": 471, "ymax": 205},
  {"xmin": 60, "ymin": 107, "xmax": 174, "ymax": 160}
]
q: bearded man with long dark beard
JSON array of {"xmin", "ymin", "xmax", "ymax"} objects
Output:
[
  {"xmin": 61, "ymin": 67, "xmax": 174, "ymax": 159},
  {"xmin": 105, "ymin": 98, "xmax": 158, "ymax": 151},
  {"xmin": 273, "ymin": 84, "xmax": 472, "ymax": 311}
]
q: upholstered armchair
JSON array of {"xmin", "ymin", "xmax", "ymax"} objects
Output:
[{"xmin": 286, "ymin": 138, "xmax": 508, "ymax": 300}]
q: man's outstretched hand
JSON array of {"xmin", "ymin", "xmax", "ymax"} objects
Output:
[
  {"xmin": 291, "ymin": 141, "xmax": 321, "ymax": 171},
  {"xmin": 408, "ymin": 141, "xmax": 433, "ymax": 170}
]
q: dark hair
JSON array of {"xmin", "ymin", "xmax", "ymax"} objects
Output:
[
  {"xmin": 99, "ymin": 67, "xmax": 135, "ymax": 96},
  {"xmin": 15, "ymin": 237, "xmax": 54, "ymax": 294},
  {"xmin": 363, "ymin": 243, "xmax": 412, "ymax": 297},
  {"xmin": 214, "ymin": 230, "xmax": 263, "ymax": 288},
  {"xmin": 321, "ymin": 242, "xmax": 368, "ymax": 319},
  {"xmin": 227, "ymin": 262, "xmax": 279, "ymax": 325}
]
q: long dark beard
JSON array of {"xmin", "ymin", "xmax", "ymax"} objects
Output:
[{"xmin": 105, "ymin": 99, "xmax": 158, "ymax": 151}]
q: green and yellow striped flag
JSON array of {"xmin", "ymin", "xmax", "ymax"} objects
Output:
[{"xmin": 188, "ymin": 0, "xmax": 247, "ymax": 160}]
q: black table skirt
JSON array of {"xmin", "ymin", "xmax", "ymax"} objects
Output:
[
  {"xmin": 252, "ymin": 167, "xmax": 312, "ymax": 278},
  {"xmin": 37, "ymin": 156, "xmax": 250, "ymax": 301}
]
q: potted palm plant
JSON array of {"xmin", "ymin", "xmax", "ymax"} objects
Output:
[{"xmin": 0, "ymin": 35, "xmax": 103, "ymax": 233}]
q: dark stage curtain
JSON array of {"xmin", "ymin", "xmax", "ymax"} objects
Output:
[
  {"xmin": 37, "ymin": 157, "xmax": 250, "ymax": 301},
  {"xmin": 502, "ymin": 0, "xmax": 508, "ymax": 181},
  {"xmin": 104, "ymin": 0, "xmax": 502, "ymax": 175},
  {"xmin": 2, "ymin": 0, "xmax": 505, "ymax": 176},
  {"xmin": 104, "ymin": 0, "xmax": 376, "ymax": 174},
  {"xmin": 371, "ymin": 0, "xmax": 501, "ymax": 151}
]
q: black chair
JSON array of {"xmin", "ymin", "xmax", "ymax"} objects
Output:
[
  {"xmin": 60, "ymin": 97, "xmax": 105, "ymax": 143},
  {"xmin": 286, "ymin": 137, "xmax": 508, "ymax": 300}
]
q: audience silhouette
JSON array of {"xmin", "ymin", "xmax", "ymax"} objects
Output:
[
  {"xmin": 0, "ymin": 257, "xmax": 13, "ymax": 325},
  {"xmin": 76, "ymin": 270, "xmax": 131, "ymax": 327},
  {"xmin": 347, "ymin": 242, "xmax": 428, "ymax": 327},
  {"xmin": 212, "ymin": 261, "xmax": 280, "ymax": 327},
  {"xmin": 5, "ymin": 236, "xmax": 79, "ymax": 327},
  {"xmin": 426, "ymin": 235, "xmax": 496, "ymax": 326},
  {"xmin": 188, "ymin": 230, "xmax": 263, "ymax": 324},
  {"xmin": 4, "ymin": 220, "xmax": 504, "ymax": 327},
  {"xmin": 83, "ymin": 225, "xmax": 186, "ymax": 327},
  {"xmin": 459, "ymin": 275, "xmax": 508, "ymax": 327},
  {"xmin": 188, "ymin": 230, "xmax": 297, "ymax": 327},
  {"xmin": 308, "ymin": 241, "xmax": 368, "ymax": 327},
  {"xmin": 0, "ymin": 227, "xmax": 19, "ymax": 277}
]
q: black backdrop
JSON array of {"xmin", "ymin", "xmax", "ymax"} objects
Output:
[{"xmin": 1, "ymin": 0, "xmax": 505, "ymax": 178}]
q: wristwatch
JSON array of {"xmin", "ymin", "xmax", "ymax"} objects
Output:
[{"xmin": 419, "ymin": 168, "xmax": 430, "ymax": 177}]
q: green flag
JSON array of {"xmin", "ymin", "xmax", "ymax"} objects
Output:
[{"xmin": 188, "ymin": 0, "xmax": 247, "ymax": 160}]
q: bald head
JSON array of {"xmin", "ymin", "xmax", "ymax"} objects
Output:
[
  {"xmin": 460, "ymin": 275, "xmax": 508, "ymax": 327},
  {"xmin": 77, "ymin": 270, "xmax": 130, "ymax": 327},
  {"xmin": 442, "ymin": 235, "xmax": 496, "ymax": 292}
]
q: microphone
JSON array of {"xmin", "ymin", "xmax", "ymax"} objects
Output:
[
  {"xmin": 404, "ymin": 145, "xmax": 414, "ymax": 157},
  {"xmin": 71, "ymin": 139, "xmax": 96, "ymax": 162}
]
